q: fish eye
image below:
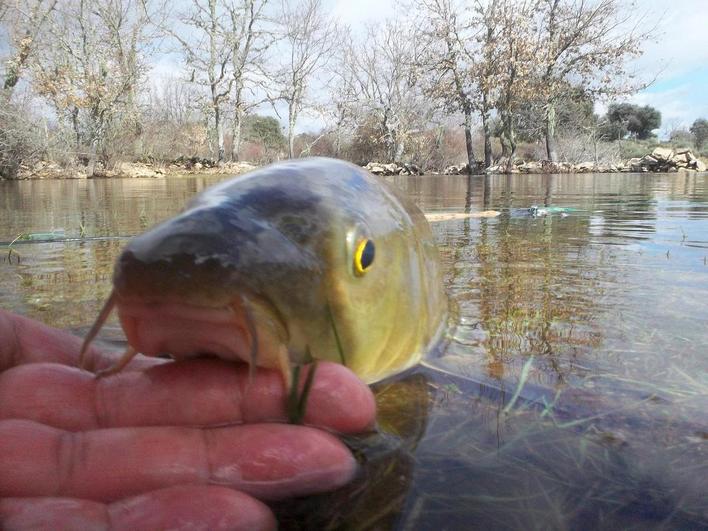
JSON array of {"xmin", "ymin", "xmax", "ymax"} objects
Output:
[{"xmin": 353, "ymin": 239, "xmax": 375, "ymax": 276}]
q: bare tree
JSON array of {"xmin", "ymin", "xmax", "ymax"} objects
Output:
[
  {"xmin": 224, "ymin": 0, "xmax": 272, "ymax": 161},
  {"xmin": 338, "ymin": 20, "xmax": 432, "ymax": 163},
  {"xmin": 32, "ymin": 0, "xmax": 156, "ymax": 175},
  {"xmin": 1, "ymin": 0, "xmax": 57, "ymax": 96},
  {"xmin": 141, "ymin": 76, "xmax": 211, "ymax": 160},
  {"xmin": 534, "ymin": 0, "xmax": 651, "ymax": 162},
  {"xmin": 324, "ymin": 47, "xmax": 360, "ymax": 158},
  {"xmin": 481, "ymin": 0, "xmax": 539, "ymax": 171},
  {"xmin": 417, "ymin": 0, "xmax": 481, "ymax": 171},
  {"xmin": 168, "ymin": 0, "xmax": 234, "ymax": 163},
  {"xmin": 274, "ymin": 0, "xmax": 336, "ymax": 159}
]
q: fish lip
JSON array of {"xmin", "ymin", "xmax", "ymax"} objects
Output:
[{"xmin": 114, "ymin": 296, "xmax": 287, "ymax": 367}]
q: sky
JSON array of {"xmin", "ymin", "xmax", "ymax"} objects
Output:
[
  {"xmin": 146, "ymin": 0, "xmax": 708, "ymax": 137},
  {"xmin": 327, "ymin": 0, "xmax": 708, "ymax": 137},
  {"xmin": 625, "ymin": 0, "xmax": 708, "ymax": 135}
]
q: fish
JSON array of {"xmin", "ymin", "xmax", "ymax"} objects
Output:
[{"xmin": 80, "ymin": 158, "xmax": 448, "ymax": 404}]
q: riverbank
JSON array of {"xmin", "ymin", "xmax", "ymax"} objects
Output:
[
  {"xmin": 6, "ymin": 148, "xmax": 707, "ymax": 180},
  {"xmin": 10, "ymin": 159, "xmax": 260, "ymax": 180},
  {"xmin": 368, "ymin": 148, "xmax": 707, "ymax": 176}
]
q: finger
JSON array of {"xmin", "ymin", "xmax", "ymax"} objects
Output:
[
  {"xmin": 0, "ymin": 309, "xmax": 162, "ymax": 372},
  {"xmin": 0, "ymin": 486, "xmax": 276, "ymax": 531},
  {"xmin": 0, "ymin": 419, "xmax": 356, "ymax": 502},
  {"xmin": 0, "ymin": 360, "xmax": 375, "ymax": 434}
]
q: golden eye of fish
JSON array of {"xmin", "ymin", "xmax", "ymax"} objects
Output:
[{"xmin": 354, "ymin": 239, "xmax": 375, "ymax": 276}]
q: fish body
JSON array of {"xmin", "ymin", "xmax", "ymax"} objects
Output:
[{"xmin": 104, "ymin": 158, "xmax": 447, "ymax": 383}]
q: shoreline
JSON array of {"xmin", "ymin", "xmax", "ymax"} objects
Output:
[{"xmin": 4, "ymin": 149, "xmax": 707, "ymax": 181}]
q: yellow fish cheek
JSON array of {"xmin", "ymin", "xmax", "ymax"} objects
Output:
[{"xmin": 330, "ymin": 240, "xmax": 409, "ymax": 381}]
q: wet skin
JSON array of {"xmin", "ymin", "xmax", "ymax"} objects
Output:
[
  {"xmin": 0, "ymin": 309, "xmax": 376, "ymax": 530},
  {"xmin": 86, "ymin": 158, "xmax": 446, "ymax": 385}
]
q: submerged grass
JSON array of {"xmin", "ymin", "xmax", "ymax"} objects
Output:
[
  {"xmin": 275, "ymin": 366, "xmax": 708, "ymax": 529},
  {"xmin": 502, "ymin": 355, "xmax": 534, "ymax": 414}
]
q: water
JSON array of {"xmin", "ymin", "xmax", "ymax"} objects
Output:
[{"xmin": 1, "ymin": 172, "xmax": 707, "ymax": 528}]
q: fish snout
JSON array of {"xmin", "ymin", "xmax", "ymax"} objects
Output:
[{"xmin": 113, "ymin": 244, "xmax": 239, "ymax": 307}]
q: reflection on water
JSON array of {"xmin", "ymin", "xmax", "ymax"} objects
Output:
[{"xmin": 1, "ymin": 172, "xmax": 707, "ymax": 528}]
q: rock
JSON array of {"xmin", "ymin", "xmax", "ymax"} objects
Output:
[
  {"xmin": 364, "ymin": 162, "xmax": 421, "ymax": 176},
  {"xmin": 651, "ymin": 147, "xmax": 674, "ymax": 162},
  {"xmin": 365, "ymin": 162, "xmax": 386, "ymax": 175},
  {"xmin": 576, "ymin": 161, "xmax": 595, "ymax": 172},
  {"xmin": 518, "ymin": 161, "xmax": 542, "ymax": 173},
  {"xmin": 696, "ymin": 159, "xmax": 707, "ymax": 172},
  {"xmin": 231, "ymin": 161, "xmax": 257, "ymax": 174},
  {"xmin": 116, "ymin": 162, "xmax": 161, "ymax": 178},
  {"xmin": 538, "ymin": 160, "xmax": 572, "ymax": 173},
  {"xmin": 443, "ymin": 164, "xmax": 471, "ymax": 175},
  {"xmin": 398, "ymin": 163, "xmax": 423, "ymax": 175},
  {"xmin": 641, "ymin": 155, "xmax": 659, "ymax": 165},
  {"xmin": 623, "ymin": 148, "xmax": 703, "ymax": 173},
  {"xmin": 627, "ymin": 158, "xmax": 642, "ymax": 171}
]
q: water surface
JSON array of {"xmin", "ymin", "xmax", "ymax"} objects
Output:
[{"xmin": 1, "ymin": 172, "xmax": 707, "ymax": 529}]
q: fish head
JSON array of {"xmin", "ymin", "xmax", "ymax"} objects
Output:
[{"xmin": 110, "ymin": 158, "xmax": 445, "ymax": 383}]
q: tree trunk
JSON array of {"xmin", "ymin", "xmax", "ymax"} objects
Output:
[
  {"xmin": 214, "ymin": 105, "xmax": 225, "ymax": 164},
  {"xmin": 231, "ymin": 107, "xmax": 243, "ymax": 162},
  {"xmin": 288, "ymin": 102, "xmax": 296, "ymax": 159},
  {"xmin": 481, "ymin": 109, "xmax": 492, "ymax": 168},
  {"xmin": 71, "ymin": 107, "xmax": 81, "ymax": 153},
  {"xmin": 502, "ymin": 113, "xmax": 516, "ymax": 173},
  {"xmin": 394, "ymin": 138, "xmax": 405, "ymax": 162},
  {"xmin": 545, "ymin": 102, "xmax": 558, "ymax": 162},
  {"xmin": 87, "ymin": 137, "xmax": 98, "ymax": 177},
  {"xmin": 463, "ymin": 107, "xmax": 477, "ymax": 174},
  {"xmin": 382, "ymin": 111, "xmax": 395, "ymax": 163}
]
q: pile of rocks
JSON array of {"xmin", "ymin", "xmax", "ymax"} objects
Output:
[
  {"xmin": 438, "ymin": 147, "xmax": 706, "ymax": 175},
  {"xmin": 442, "ymin": 163, "xmax": 473, "ymax": 175},
  {"xmin": 167, "ymin": 159, "xmax": 257, "ymax": 175},
  {"xmin": 364, "ymin": 162, "xmax": 424, "ymax": 176},
  {"xmin": 172, "ymin": 156, "xmax": 219, "ymax": 170},
  {"xmin": 625, "ymin": 147, "xmax": 706, "ymax": 172},
  {"xmin": 105, "ymin": 162, "xmax": 165, "ymax": 178}
]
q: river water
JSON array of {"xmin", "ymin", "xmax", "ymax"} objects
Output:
[{"xmin": 1, "ymin": 172, "xmax": 707, "ymax": 529}]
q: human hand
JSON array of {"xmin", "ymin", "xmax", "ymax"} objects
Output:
[{"xmin": 0, "ymin": 309, "xmax": 376, "ymax": 530}]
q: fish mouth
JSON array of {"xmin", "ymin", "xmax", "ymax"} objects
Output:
[
  {"xmin": 116, "ymin": 298, "xmax": 257, "ymax": 363},
  {"xmin": 80, "ymin": 288, "xmax": 290, "ymax": 373}
]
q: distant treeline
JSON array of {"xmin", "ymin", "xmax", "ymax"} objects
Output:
[{"xmin": 0, "ymin": 0, "xmax": 706, "ymax": 178}]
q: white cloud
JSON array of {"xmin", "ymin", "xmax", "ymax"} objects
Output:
[
  {"xmin": 327, "ymin": 0, "xmax": 395, "ymax": 26},
  {"xmin": 631, "ymin": 84, "xmax": 708, "ymax": 134},
  {"xmin": 629, "ymin": 0, "xmax": 708, "ymax": 81}
]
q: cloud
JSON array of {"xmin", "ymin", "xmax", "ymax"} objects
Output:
[
  {"xmin": 328, "ymin": 0, "xmax": 395, "ymax": 26},
  {"xmin": 631, "ymin": 81, "xmax": 708, "ymax": 134},
  {"xmin": 629, "ymin": 0, "xmax": 708, "ymax": 81}
]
